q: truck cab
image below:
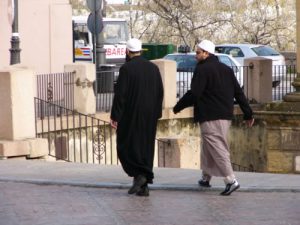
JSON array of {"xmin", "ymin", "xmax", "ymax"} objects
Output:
[{"xmin": 73, "ymin": 16, "xmax": 129, "ymax": 66}]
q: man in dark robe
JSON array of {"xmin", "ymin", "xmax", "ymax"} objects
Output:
[{"xmin": 110, "ymin": 38, "xmax": 164, "ymax": 197}]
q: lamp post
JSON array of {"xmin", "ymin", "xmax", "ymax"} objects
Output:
[{"xmin": 10, "ymin": 0, "xmax": 21, "ymax": 65}]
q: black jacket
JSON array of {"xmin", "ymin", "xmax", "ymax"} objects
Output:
[{"xmin": 174, "ymin": 55, "xmax": 253, "ymax": 123}]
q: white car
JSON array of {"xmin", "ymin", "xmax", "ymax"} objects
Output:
[
  {"xmin": 215, "ymin": 44, "xmax": 286, "ymax": 87},
  {"xmin": 163, "ymin": 52, "xmax": 243, "ymax": 97}
]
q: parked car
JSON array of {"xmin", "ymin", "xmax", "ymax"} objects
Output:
[
  {"xmin": 163, "ymin": 52, "xmax": 243, "ymax": 97},
  {"xmin": 215, "ymin": 44, "xmax": 286, "ymax": 87}
]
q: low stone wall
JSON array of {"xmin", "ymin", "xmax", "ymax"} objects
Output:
[
  {"xmin": 154, "ymin": 104, "xmax": 300, "ymax": 174},
  {"xmin": 255, "ymin": 109, "xmax": 300, "ymax": 173},
  {"xmin": 156, "ymin": 114, "xmax": 267, "ymax": 172}
]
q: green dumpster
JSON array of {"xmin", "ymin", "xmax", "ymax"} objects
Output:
[{"xmin": 142, "ymin": 44, "xmax": 176, "ymax": 60}]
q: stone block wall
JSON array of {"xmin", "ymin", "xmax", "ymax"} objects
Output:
[
  {"xmin": 155, "ymin": 108, "xmax": 300, "ymax": 174},
  {"xmin": 156, "ymin": 115, "xmax": 267, "ymax": 172},
  {"xmin": 157, "ymin": 137, "xmax": 200, "ymax": 169},
  {"xmin": 230, "ymin": 117, "xmax": 268, "ymax": 172},
  {"xmin": 255, "ymin": 111, "xmax": 300, "ymax": 173}
]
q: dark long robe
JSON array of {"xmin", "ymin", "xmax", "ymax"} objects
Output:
[{"xmin": 110, "ymin": 56, "xmax": 164, "ymax": 183}]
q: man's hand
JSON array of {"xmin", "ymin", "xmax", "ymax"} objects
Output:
[
  {"xmin": 110, "ymin": 119, "xmax": 118, "ymax": 129},
  {"xmin": 173, "ymin": 105, "xmax": 180, "ymax": 114},
  {"xmin": 245, "ymin": 118, "xmax": 254, "ymax": 127}
]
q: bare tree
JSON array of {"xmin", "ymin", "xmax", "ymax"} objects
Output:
[
  {"xmin": 71, "ymin": 0, "xmax": 296, "ymax": 51},
  {"xmin": 140, "ymin": 0, "xmax": 230, "ymax": 48},
  {"xmin": 138, "ymin": 0, "xmax": 295, "ymax": 51},
  {"xmin": 69, "ymin": 0, "xmax": 88, "ymax": 15},
  {"xmin": 219, "ymin": 0, "xmax": 296, "ymax": 50}
]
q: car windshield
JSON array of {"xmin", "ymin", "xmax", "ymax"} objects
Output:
[
  {"xmin": 251, "ymin": 46, "xmax": 280, "ymax": 56},
  {"xmin": 103, "ymin": 21, "xmax": 129, "ymax": 44},
  {"xmin": 164, "ymin": 54, "xmax": 197, "ymax": 71},
  {"xmin": 215, "ymin": 47, "xmax": 244, "ymax": 57}
]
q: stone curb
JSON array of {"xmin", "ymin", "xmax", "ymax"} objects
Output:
[{"xmin": 0, "ymin": 177, "xmax": 299, "ymax": 193}]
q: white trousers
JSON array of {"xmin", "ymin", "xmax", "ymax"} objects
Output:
[{"xmin": 200, "ymin": 120, "xmax": 236, "ymax": 184}]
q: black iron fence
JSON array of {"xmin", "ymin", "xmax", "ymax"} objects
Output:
[
  {"xmin": 272, "ymin": 65, "xmax": 297, "ymax": 101},
  {"xmin": 95, "ymin": 66, "xmax": 119, "ymax": 112},
  {"xmin": 35, "ymin": 65, "xmax": 297, "ymax": 116},
  {"xmin": 36, "ymin": 72, "xmax": 75, "ymax": 117},
  {"xmin": 176, "ymin": 65, "xmax": 297, "ymax": 102},
  {"xmin": 35, "ymin": 98, "xmax": 116, "ymax": 164}
]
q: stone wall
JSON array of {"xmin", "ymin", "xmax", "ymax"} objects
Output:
[
  {"xmin": 255, "ymin": 109, "xmax": 300, "ymax": 173},
  {"xmin": 154, "ymin": 106, "xmax": 300, "ymax": 174},
  {"xmin": 156, "ymin": 113, "xmax": 268, "ymax": 172}
]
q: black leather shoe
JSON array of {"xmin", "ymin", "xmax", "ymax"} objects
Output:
[
  {"xmin": 198, "ymin": 179, "xmax": 211, "ymax": 187},
  {"xmin": 128, "ymin": 175, "xmax": 147, "ymax": 194},
  {"xmin": 136, "ymin": 184, "xmax": 149, "ymax": 197}
]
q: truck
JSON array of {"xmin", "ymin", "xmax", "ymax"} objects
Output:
[{"xmin": 72, "ymin": 15, "xmax": 129, "ymax": 66}]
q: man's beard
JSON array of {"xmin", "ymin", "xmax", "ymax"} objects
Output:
[{"xmin": 125, "ymin": 54, "xmax": 131, "ymax": 62}]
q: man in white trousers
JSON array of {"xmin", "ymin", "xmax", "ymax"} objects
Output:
[{"xmin": 173, "ymin": 40, "xmax": 254, "ymax": 195}]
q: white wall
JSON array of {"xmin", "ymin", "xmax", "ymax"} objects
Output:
[{"xmin": 0, "ymin": 0, "xmax": 72, "ymax": 74}]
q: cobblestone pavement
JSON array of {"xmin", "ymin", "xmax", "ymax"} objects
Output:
[{"xmin": 1, "ymin": 181, "xmax": 299, "ymax": 225}]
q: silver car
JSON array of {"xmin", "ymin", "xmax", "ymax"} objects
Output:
[{"xmin": 215, "ymin": 44, "xmax": 286, "ymax": 87}]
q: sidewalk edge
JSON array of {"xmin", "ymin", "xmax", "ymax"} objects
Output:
[{"xmin": 0, "ymin": 177, "xmax": 299, "ymax": 193}]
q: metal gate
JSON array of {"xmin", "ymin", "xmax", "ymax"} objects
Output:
[{"xmin": 34, "ymin": 97, "xmax": 117, "ymax": 165}]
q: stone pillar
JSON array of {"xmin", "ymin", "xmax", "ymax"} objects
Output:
[
  {"xmin": 0, "ymin": 66, "xmax": 36, "ymax": 140},
  {"xmin": 0, "ymin": 65, "xmax": 48, "ymax": 159},
  {"xmin": 152, "ymin": 59, "xmax": 177, "ymax": 109},
  {"xmin": 244, "ymin": 57, "xmax": 273, "ymax": 103},
  {"xmin": 283, "ymin": 0, "xmax": 300, "ymax": 102},
  {"xmin": 64, "ymin": 63, "xmax": 96, "ymax": 115}
]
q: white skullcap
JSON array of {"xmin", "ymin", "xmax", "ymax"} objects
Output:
[
  {"xmin": 197, "ymin": 40, "xmax": 215, "ymax": 54},
  {"xmin": 126, "ymin": 38, "xmax": 142, "ymax": 52}
]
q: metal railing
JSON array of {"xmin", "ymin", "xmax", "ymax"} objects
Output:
[
  {"xmin": 93, "ymin": 64, "xmax": 297, "ymax": 113},
  {"xmin": 35, "ymin": 98, "xmax": 116, "ymax": 164},
  {"xmin": 272, "ymin": 65, "xmax": 297, "ymax": 101},
  {"xmin": 36, "ymin": 72, "xmax": 75, "ymax": 117},
  {"xmin": 176, "ymin": 66, "xmax": 252, "ymax": 99},
  {"xmin": 176, "ymin": 65, "xmax": 297, "ymax": 102},
  {"xmin": 95, "ymin": 67, "xmax": 119, "ymax": 112}
]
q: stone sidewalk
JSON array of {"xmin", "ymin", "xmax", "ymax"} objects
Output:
[
  {"xmin": 1, "ymin": 160, "xmax": 300, "ymax": 225},
  {"xmin": 1, "ymin": 182, "xmax": 299, "ymax": 225},
  {"xmin": 0, "ymin": 160, "xmax": 299, "ymax": 193}
]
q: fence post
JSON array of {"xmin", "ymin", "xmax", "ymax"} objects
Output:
[
  {"xmin": 151, "ymin": 59, "xmax": 177, "ymax": 109},
  {"xmin": 64, "ymin": 63, "xmax": 96, "ymax": 115},
  {"xmin": 244, "ymin": 57, "xmax": 273, "ymax": 103}
]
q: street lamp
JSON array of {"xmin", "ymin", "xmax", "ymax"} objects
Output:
[{"xmin": 10, "ymin": 0, "xmax": 21, "ymax": 65}]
